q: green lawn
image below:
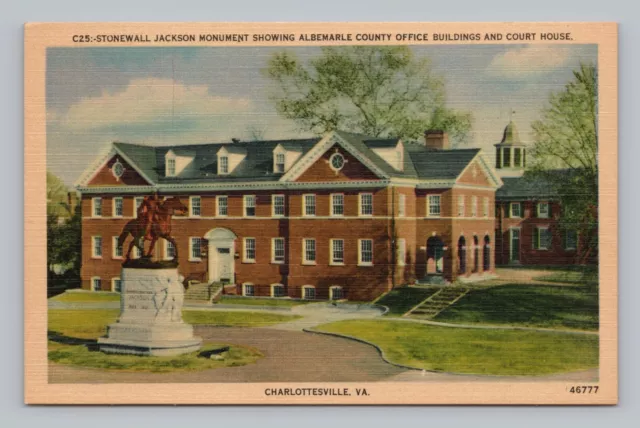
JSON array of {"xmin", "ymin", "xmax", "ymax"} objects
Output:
[
  {"xmin": 218, "ymin": 296, "xmax": 312, "ymax": 308},
  {"xmin": 50, "ymin": 292, "xmax": 121, "ymax": 303},
  {"xmin": 533, "ymin": 270, "xmax": 599, "ymax": 285},
  {"xmin": 313, "ymin": 319, "xmax": 598, "ymax": 376},
  {"xmin": 435, "ymin": 284, "xmax": 599, "ymax": 331},
  {"xmin": 183, "ymin": 310, "xmax": 301, "ymax": 327},
  {"xmin": 375, "ymin": 287, "xmax": 440, "ymax": 316}
]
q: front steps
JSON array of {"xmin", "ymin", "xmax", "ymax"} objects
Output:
[
  {"xmin": 184, "ymin": 281, "xmax": 223, "ymax": 304},
  {"xmin": 404, "ymin": 286, "xmax": 469, "ymax": 320}
]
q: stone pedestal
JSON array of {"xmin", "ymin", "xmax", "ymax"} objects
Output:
[{"xmin": 98, "ymin": 267, "xmax": 202, "ymax": 356}]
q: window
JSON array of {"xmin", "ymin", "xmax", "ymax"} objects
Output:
[
  {"xmin": 112, "ymin": 278, "xmax": 122, "ymax": 293},
  {"xmin": 134, "ymin": 196, "xmax": 144, "ymax": 217},
  {"xmin": 537, "ymin": 202, "xmax": 550, "ymax": 218},
  {"xmin": 132, "ymin": 245, "xmax": 142, "ymax": 259},
  {"xmin": 359, "ymin": 193, "xmax": 373, "ymax": 216},
  {"xmin": 427, "ymin": 195, "xmax": 441, "ymax": 217},
  {"xmin": 113, "ymin": 197, "xmax": 123, "ymax": 217},
  {"xmin": 272, "ymin": 238, "xmax": 285, "ymax": 263},
  {"xmin": 244, "ymin": 195, "xmax": 256, "ymax": 217},
  {"xmin": 219, "ymin": 156, "xmax": 229, "ymax": 174},
  {"xmin": 503, "ymin": 147, "xmax": 511, "ymax": 167},
  {"xmin": 510, "ymin": 202, "xmax": 522, "ymax": 218},
  {"xmin": 331, "ymin": 239, "xmax": 344, "ymax": 265},
  {"xmin": 303, "ymin": 194, "xmax": 316, "ymax": 216},
  {"xmin": 275, "ymin": 153, "xmax": 285, "ymax": 173},
  {"xmin": 302, "ymin": 286, "xmax": 316, "ymax": 300},
  {"xmin": 331, "ymin": 193, "xmax": 344, "ymax": 216},
  {"xmin": 271, "ymin": 284, "xmax": 285, "ymax": 298},
  {"xmin": 303, "ymin": 239, "xmax": 316, "ymax": 264},
  {"xmin": 91, "ymin": 277, "xmax": 101, "ymax": 292},
  {"xmin": 457, "ymin": 195, "xmax": 465, "ymax": 217},
  {"xmin": 272, "ymin": 195, "xmax": 285, "ymax": 217},
  {"xmin": 189, "ymin": 237, "xmax": 202, "ymax": 261},
  {"xmin": 398, "ymin": 194, "xmax": 406, "ymax": 217},
  {"xmin": 329, "ymin": 153, "xmax": 346, "ymax": 171},
  {"xmin": 217, "ymin": 195, "xmax": 228, "ymax": 216},
  {"xmin": 330, "ymin": 286, "xmax": 344, "ymax": 300},
  {"xmin": 471, "ymin": 196, "xmax": 478, "ymax": 217},
  {"xmin": 359, "ymin": 239, "xmax": 373, "ymax": 266},
  {"xmin": 565, "ymin": 230, "xmax": 578, "ymax": 250},
  {"xmin": 483, "ymin": 197, "xmax": 489, "ymax": 218},
  {"xmin": 514, "ymin": 148, "xmax": 522, "ymax": 166},
  {"xmin": 92, "ymin": 197, "xmax": 102, "ymax": 217},
  {"xmin": 534, "ymin": 227, "xmax": 552, "ymax": 250},
  {"xmin": 92, "ymin": 236, "xmax": 102, "ymax": 258},
  {"xmin": 112, "ymin": 236, "xmax": 123, "ymax": 259},
  {"xmin": 190, "ymin": 196, "xmax": 201, "ymax": 217},
  {"xmin": 164, "ymin": 240, "xmax": 176, "ymax": 260},
  {"xmin": 166, "ymin": 158, "xmax": 176, "ymax": 176},
  {"xmin": 243, "ymin": 283, "xmax": 255, "ymax": 297},
  {"xmin": 397, "ymin": 238, "xmax": 406, "ymax": 266},
  {"xmin": 244, "ymin": 238, "xmax": 256, "ymax": 263}
]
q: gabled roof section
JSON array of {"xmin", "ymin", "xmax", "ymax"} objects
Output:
[
  {"xmin": 406, "ymin": 145, "xmax": 481, "ymax": 180},
  {"xmin": 496, "ymin": 170, "xmax": 570, "ymax": 200},
  {"xmin": 113, "ymin": 142, "xmax": 159, "ymax": 184},
  {"xmin": 454, "ymin": 152, "xmax": 504, "ymax": 188}
]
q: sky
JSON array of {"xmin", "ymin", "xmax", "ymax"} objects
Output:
[{"xmin": 46, "ymin": 44, "xmax": 597, "ymax": 186}]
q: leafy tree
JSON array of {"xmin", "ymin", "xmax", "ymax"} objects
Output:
[
  {"xmin": 264, "ymin": 46, "xmax": 472, "ymax": 143},
  {"xmin": 529, "ymin": 63, "xmax": 598, "ymax": 263}
]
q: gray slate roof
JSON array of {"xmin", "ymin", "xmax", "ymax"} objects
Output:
[{"xmin": 496, "ymin": 173, "xmax": 560, "ymax": 201}]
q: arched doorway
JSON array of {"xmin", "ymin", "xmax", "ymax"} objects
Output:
[
  {"xmin": 458, "ymin": 236, "xmax": 466, "ymax": 274},
  {"xmin": 426, "ymin": 236, "xmax": 445, "ymax": 274},
  {"xmin": 204, "ymin": 228, "xmax": 237, "ymax": 284},
  {"xmin": 483, "ymin": 235, "xmax": 491, "ymax": 271},
  {"xmin": 473, "ymin": 235, "xmax": 479, "ymax": 273}
]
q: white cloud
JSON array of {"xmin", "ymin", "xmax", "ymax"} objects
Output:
[
  {"xmin": 486, "ymin": 46, "xmax": 573, "ymax": 78},
  {"xmin": 51, "ymin": 78, "xmax": 253, "ymax": 131}
]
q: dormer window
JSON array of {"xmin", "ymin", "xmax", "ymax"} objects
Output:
[
  {"xmin": 219, "ymin": 156, "xmax": 229, "ymax": 175},
  {"xmin": 275, "ymin": 153, "xmax": 285, "ymax": 173},
  {"xmin": 166, "ymin": 158, "xmax": 176, "ymax": 177},
  {"xmin": 217, "ymin": 146, "xmax": 246, "ymax": 175}
]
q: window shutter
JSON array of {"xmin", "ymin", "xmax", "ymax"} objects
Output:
[
  {"xmin": 533, "ymin": 228, "xmax": 539, "ymax": 249},
  {"xmin": 562, "ymin": 229, "xmax": 567, "ymax": 250},
  {"xmin": 548, "ymin": 203, "xmax": 553, "ymax": 218}
]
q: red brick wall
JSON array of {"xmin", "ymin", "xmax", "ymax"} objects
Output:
[{"xmin": 296, "ymin": 144, "xmax": 380, "ymax": 182}]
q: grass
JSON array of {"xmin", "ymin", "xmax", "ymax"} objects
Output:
[
  {"xmin": 435, "ymin": 284, "xmax": 599, "ymax": 331},
  {"xmin": 375, "ymin": 287, "xmax": 440, "ymax": 316},
  {"xmin": 183, "ymin": 310, "xmax": 300, "ymax": 327},
  {"xmin": 50, "ymin": 292, "xmax": 121, "ymax": 303},
  {"xmin": 533, "ymin": 270, "xmax": 599, "ymax": 285},
  {"xmin": 218, "ymin": 296, "xmax": 312, "ymax": 307},
  {"xmin": 313, "ymin": 319, "xmax": 598, "ymax": 376}
]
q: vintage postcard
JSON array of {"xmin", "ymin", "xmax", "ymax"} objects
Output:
[{"xmin": 25, "ymin": 22, "xmax": 617, "ymax": 405}]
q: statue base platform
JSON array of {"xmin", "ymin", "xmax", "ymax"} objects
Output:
[{"xmin": 98, "ymin": 267, "xmax": 202, "ymax": 357}]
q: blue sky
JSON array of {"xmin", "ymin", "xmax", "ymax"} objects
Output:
[{"xmin": 46, "ymin": 44, "xmax": 597, "ymax": 186}]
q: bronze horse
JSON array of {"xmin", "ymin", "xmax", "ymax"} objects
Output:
[{"xmin": 117, "ymin": 196, "xmax": 188, "ymax": 261}]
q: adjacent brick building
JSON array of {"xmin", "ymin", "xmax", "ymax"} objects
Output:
[{"xmin": 76, "ymin": 130, "xmax": 503, "ymax": 300}]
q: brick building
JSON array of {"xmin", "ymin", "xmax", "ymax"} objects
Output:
[{"xmin": 76, "ymin": 130, "xmax": 503, "ymax": 300}]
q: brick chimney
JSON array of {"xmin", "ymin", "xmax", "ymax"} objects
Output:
[{"xmin": 424, "ymin": 130, "xmax": 450, "ymax": 150}]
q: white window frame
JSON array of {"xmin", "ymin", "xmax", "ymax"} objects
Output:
[
  {"xmin": 565, "ymin": 229, "xmax": 578, "ymax": 251},
  {"xmin": 271, "ymin": 237, "xmax": 285, "ymax": 264},
  {"xmin": 537, "ymin": 202, "xmax": 550, "ymax": 218},
  {"xmin": 271, "ymin": 283, "xmax": 286, "ymax": 298},
  {"xmin": 330, "ymin": 239, "xmax": 345, "ymax": 266},
  {"xmin": 302, "ymin": 285, "xmax": 316, "ymax": 300},
  {"xmin": 397, "ymin": 238, "xmax": 406, "ymax": 266},
  {"xmin": 91, "ymin": 276, "xmax": 101, "ymax": 292},
  {"xmin": 330, "ymin": 193, "xmax": 344, "ymax": 217},
  {"xmin": 483, "ymin": 197, "xmax": 489, "ymax": 218},
  {"xmin": 471, "ymin": 196, "xmax": 478, "ymax": 217},
  {"xmin": 510, "ymin": 202, "xmax": 522, "ymax": 218},
  {"xmin": 112, "ymin": 197, "xmax": 123, "ymax": 217},
  {"xmin": 244, "ymin": 195, "xmax": 256, "ymax": 217},
  {"xmin": 427, "ymin": 194, "xmax": 441, "ymax": 217},
  {"xmin": 329, "ymin": 286, "xmax": 344, "ymax": 301},
  {"xmin": 112, "ymin": 236, "xmax": 123, "ymax": 259},
  {"xmin": 91, "ymin": 236, "xmax": 102, "ymax": 258},
  {"xmin": 164, "ymin": 240, "xmax": 176, "ymax": 260},
  {"xmin": 274, "ymin": 152, "xmax": 286, "ymax": 173},
  {"xmin": 166, "ymin": 158, "xmax": 176, "ymax": 177},
  {"xmin": 272, "ymin": 194, "xmax": 285, "ymax": 217},
  {"xmin": 358, "ymin": 239, "xmax": 374, "ymax": 266},
  {"xmin": 219, "ymin": 155, "xmax": 229, "ymax": 175},
  {"xmin": 189, "ymin": 237, "xmax": 203, "ymax": 261},
  {"xmin": 134, "ymin": 196, "xmax": 144, "ymax": 217},
  {"xmin": 359, "ymin": 193, "xmax": 373, "ymax": 217},
  {"xmin": 303, "ymin": 194, "xmax": 316, "ymax": 217},
  {"xmin": 242, "ymin": 283, "xmax": 255, "ymax": 297},
  {"xmin": 536, "ymin": 226, "xmax": 552, "ymax": 250},
  {"xmin": 132, "ymin": 244, "xmax": 142, "ymax": 259},
  {"xmin": 302, "ymin": 238, "xmax": 316, "ymax": 265},
  {"xmin": 217, "ymin": 195, "xmax": 228, "ymax": 217},
  {"xmin": 189, "ymin": 195, "xmax": 201, "ymax": 217},
  {"xmin": 243, "ymin": 237, "xmax": 256, "ymax": 263},
  {"xmin": 111, "ymin": 277, "xmax": 122, "ymax": 293},
  {"xmin": 457, "ymin": 195, "xmax": 465, "ymax": 217},
  {"xmin": 398, "ymin": 194, "xmax": 406, "ymax": 217},
  {"xmin": 91, "ymin": 197, "xmax": 102, "ymax": 218}
]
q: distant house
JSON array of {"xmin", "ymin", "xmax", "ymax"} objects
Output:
[{"xmin": 75, "ymin": 130, "xmax": 503, "ymax": 300}]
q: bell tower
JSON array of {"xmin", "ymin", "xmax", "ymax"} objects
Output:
[{"xmin": 494, "ymin": 120, "xmax": 526, "ymax": 177}]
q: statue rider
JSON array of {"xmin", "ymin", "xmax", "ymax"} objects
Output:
[{"xmin": 138, "ymin": 192, "xmax": 162, "ymax": 240}]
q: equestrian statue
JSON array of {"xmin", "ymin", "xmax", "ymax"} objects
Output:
[{"xmin": 117, "ymin": 193, "xmax": 188, "ymax": 262}]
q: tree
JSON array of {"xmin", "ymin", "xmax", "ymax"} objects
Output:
[
  {"xmin": 47, "ymin": 171, "xmax": 71, "ymax": 218},
  {"xmin": 264, "ymin": 46, "xmax": 472, "ymax": 143},
  {"xmin": 529, "ymin": 63, "xmax": 598, "ymax": 263}
]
